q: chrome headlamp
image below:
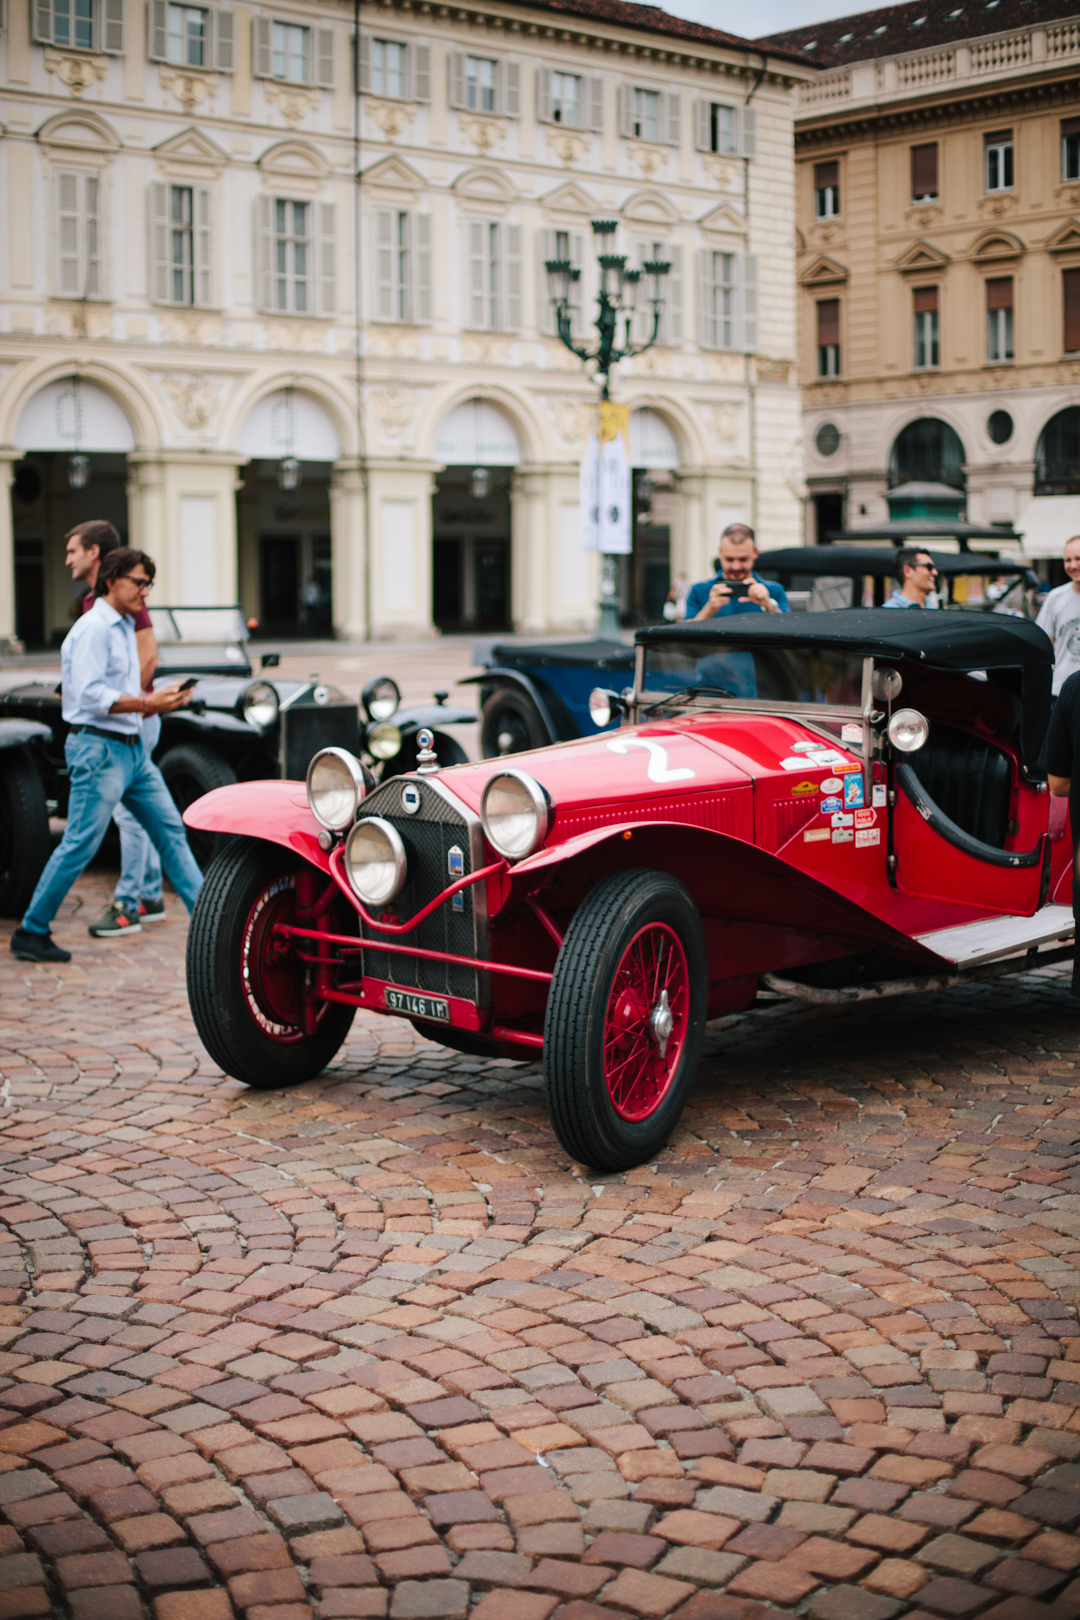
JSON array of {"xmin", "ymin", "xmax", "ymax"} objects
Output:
[
  {"xmin": 345, "ymin": 816, "xmax": 407, "ymax": 907},
  {"xmin": 367, "ymin": 721, "xmax": 403, "ymax": 760},
  {"xmin": 242, "ymin": 681, "xmax": 279, "ymax": 729},
  {"xmin": 888, "ymin": 708, "xmax": 930, "ymax": 753},
  {"xmin": 480, "ymin": 769, "xmax": 550, "ymax": 860},
  {"xmin": 306, "ymin": 747, "xmax": 367, "ymax": 831},
  {"xmin": 362, "ymin": 675, "xmax": 401, "ymax": 722}
]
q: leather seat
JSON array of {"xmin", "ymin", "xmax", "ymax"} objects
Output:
[{"xmin": 908, "ymin": 723, "xmax": 1011, "ymax": 850}]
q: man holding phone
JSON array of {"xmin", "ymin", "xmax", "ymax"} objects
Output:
[
  {"xmin": 11, "ymin": 548, "xmax": 204, "ymax": 964},
  {"xmin": 686, "ymin": 523, "xmax": 790, "ymax": 621}
]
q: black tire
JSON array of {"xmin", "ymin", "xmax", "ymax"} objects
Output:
[
  {"xmin": 544, "ymin": 869, "xmax": 707, "ymax": 1172},
  {"xmin": 159, "ymin": 744, "xmax": 238, "ymax": 869},
  {"xmin": 187, "ymin": 839, "xmax": 356, "ymax": 1089},
  {"xmin": 409, "ymin": 1021, "xmax": 502, "ymax": 1059},
  {"xmin": 0, "ymin": 750, "xmax": 49, "ymax": 918},
  {"xmin": 480, "ymin": 687, "xmax": 550, "ymax": 758}
]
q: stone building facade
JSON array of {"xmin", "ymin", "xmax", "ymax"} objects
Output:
[
  {"xmin": 765, "ymin": 0, "xmax": 1080, "ymax": 562},
  {"xmin": 0, "ymin": 0, "xmax": 810, "ymax": 648}
]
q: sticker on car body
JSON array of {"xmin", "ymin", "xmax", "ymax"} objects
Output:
[
  {"xmin": 804, "ymin": 827, "xmax": 831, "ymax": 842},
  {"xmin": 791, "ymin": 781, "xmax": 818, "ymax": 795},
  {"xmin": 854, "ymin": 808, "xmax": 876, "ymax": 828},
  {"xmin": 831, "ymin": 812, "xmax": 854, "ymax": 828},
  {"xmin": 606, "ymin": 737, "xmax": 695, "ymax": 783},
  {"xmin": 832, "ymin": 828, "xmax": 854, "ymax": 844},
  {"xmin": 856, "ymin": 828, "xmax": 881, "ymax": 847},
  {"xmin": 843, "ymin": 776, "xmax": 865, "ymax": 809},
  {"xmin": 820, "ymin": 777, "xmax": 843, "ymax": 793},
  {"xmin": 872, "ymin": 784, "xmax": 887, "ymax": 807},
  {"xmin": 820, "ymin": 797, "xmax": 842, "ymax": 814}
]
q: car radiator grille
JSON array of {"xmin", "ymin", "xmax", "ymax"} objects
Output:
[{"xmin": 356, "ymin": 777, "xmax": 482, "ymax": 1004}]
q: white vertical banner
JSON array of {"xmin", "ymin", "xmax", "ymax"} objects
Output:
[
  {"xmin": 579, "ymin": 430, "xmax": 600, "ymax": 551},
  {"xmin": 598, "ymin": 431, "xmax": 632, "ymax": 555}
]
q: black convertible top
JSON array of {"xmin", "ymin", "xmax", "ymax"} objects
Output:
[
  {"xmin": 637, "ymin": 609, "xmax": 1053, "ymax": 768},
  {"xmin": 755, "ymin": 546, "xmax": 1032, "ymax": 580},
  {"xmin": 490, "ymin": 639, "xmax": 634, "ymax": 668}
]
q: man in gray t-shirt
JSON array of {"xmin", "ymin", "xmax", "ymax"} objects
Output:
[{"xmin": 1036, "ymin": 535, "xmax": 1080, "ymax": 695}]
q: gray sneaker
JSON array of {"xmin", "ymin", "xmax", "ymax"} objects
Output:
[
  {"xmin": 139, "ymin": 897, "xmax": 167, "ymax": 922},
  {"xmin": 88, "ymin": 903, "xmax": 142, "ymax": 939}
]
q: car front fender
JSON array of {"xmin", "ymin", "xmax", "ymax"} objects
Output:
[
  {"xmin": 499, "ymin": 821, "xmax": 951, "ymax": 972},
  {"xmin": 0, "ymin": 719, "xmax": 52, "ymax": 750},
  {"xmin": 183, "ymin": 781, "xmax": 330, "ymax": 872},
  {"xmin": 458, "ymin": 669, "xmax": 564, "ymax": 742}
]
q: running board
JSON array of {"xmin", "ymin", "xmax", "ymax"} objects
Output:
[
  {"xmin": 915, "ymin": 904, "xmax": 1075, "ymax": 968},
  {"xmin": 763, "ymin": 942, "xmax": 1074, "ymax": 1007}
]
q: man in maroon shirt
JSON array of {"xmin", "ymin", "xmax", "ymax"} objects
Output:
[{"xmin": 66, "ymin": 521, "xmax": 167, "ymax": 935}]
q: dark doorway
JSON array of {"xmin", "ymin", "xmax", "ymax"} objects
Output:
[
  {"xmin": 622, "ymin": 470, "xmax": 672, "ymax": 627},
  {"xmin": 813, "ymin": 491, "xmax": 844, "ymax": 543},
  {"xmin": 10, "ymin": 452, "xmax": 129, "ymax": 648},
  {"xmin": 14, "ymin": 540, "xmax": 45, "ymax": 648},
  {"xmin": 432, "ymin": 466, "xmax": 512, "ymax": 633},
  {"xmin": 240, "ymin": 461, "xmax": 333, "ymax": 636}
]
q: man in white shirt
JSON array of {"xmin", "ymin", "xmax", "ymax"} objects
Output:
[
  {"xmin": 11, "ymin": 547, "xmax": 203, "ymax": 964},
  {"xmin": 1036, "ymin": 536, "xmax": 1080, "ymax": 697}
]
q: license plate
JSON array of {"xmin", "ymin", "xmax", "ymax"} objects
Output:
[{"xmin": 385, "ymin": 989, "xmax": 450, "ymax": 1023}]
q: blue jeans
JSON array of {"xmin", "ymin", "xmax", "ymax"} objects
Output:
[
  {"xmin": 113, "ymin": 804, "xmax": 163, "ymax": 908},
  {"xmin": 22, "ymin": 730, "xmax": 203, "ymax": 935}
]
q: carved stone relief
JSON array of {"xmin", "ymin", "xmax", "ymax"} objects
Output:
[
  {"xmin": 161, "ymin": 310, "xmax": 222, "ymax": 346},
  {"xmin": 367, "ymin": 101, "xmax": 416, "ymax": 142},
  {"xmin": 160, "ymin": 372, "xmax": 220, "ymax": 429},
  {"xmin": 371, "ymin": 382, "xmax": 425, "ymax": 443},
  {"xmin": 265, "ymin": 318, "xmax": 325, "ymax": 351},
  {"xmin": 707, "ymin": 404, "xmax": 739, "ymax": 448},
  {"xmin": 545, "ymin": 129, "xmax": 590, "ymax": 168},
  {"xmin": 158, "ymin": 69, "xmax": 218, "ymax": 115},
  {"xmin": 44, "ymin": 50, "xmax": 107, "ymax": 96},
  {"xmin": 546, "ymin": 395, "xmax": 591, "ymax": 446},
  {"xmin": 702, "ymin": 156, "xmax": 740, "ymax": 191},
  {"xmin": 627, "ymin": 143, "xmax": 667, "ymax": 180},
  {"xmin": 459, "ymin": 116, "xmax": 505, "ymax": 155},
  {"xmin": 264, "ymin": 82, "xmax": 320, "ymax": 129}
]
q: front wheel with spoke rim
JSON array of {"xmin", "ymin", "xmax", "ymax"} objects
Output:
[{"xmin": 544, "ymin": 869, "xmax": 706, "ymax": 1171}]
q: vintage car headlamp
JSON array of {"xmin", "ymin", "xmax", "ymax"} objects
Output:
[
  {"xmin": 306, "ymin": 747, "xmax": 367, "ymax": 831},
  {"xmin": 345, "ymin": 816, "xmax": 407, "ymax": 907},
  {"xmin": 367, "ymin": 722, "xmax": 402, "ymax": 761},
  {"xmin": 588, "ymin": 688, "xmax": 622, "ymax": 729},
  {"xmin": 242, "ymin": 681, "xmax": 280, "ymax": 729},
  {"xmin": 888, "ymin": 708, "xmax": 930, "ymax": 753},
  {"xmin": 362, "ymin": 676, "xmax": 401, "ymax": 723},
  {"xmin": 481, "ymin": 769, "xmax": 550, "ymax": 860}
]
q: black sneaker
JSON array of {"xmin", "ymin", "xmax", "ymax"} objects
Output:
[
  {"xmin": 88, "ymin": 903, "xmax": 142, "ymax": 939},
  {"xmin": 10, "ymin": 929, "xmax": 72, "ymax": 964},
  {"xmin": 138, "ymin": 897, "xmax": 167, "ymax": 922}
]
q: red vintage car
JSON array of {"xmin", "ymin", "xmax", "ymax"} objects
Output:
[{"xmin": 184, "ymin": 611, "xmax": 1074, "ymax": 1172}]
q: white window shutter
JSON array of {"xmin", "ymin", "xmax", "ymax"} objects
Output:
[
  {"xmin": 214, "ymin": 11, "xmax": 235, "ymax": 72},
  {"xmin": 589, "ymin": 77, "xmax": 603, "ymax": 132},
  {"xmin": 618, "ymin": 83, "xmax": 632, "ymax": 138},
  {"xmin": 694, "ymin": 99, "xmax": 711, "ymax": 152},
  {"xmin": 56, "ymin": 172, "xmax": 80, "ymax": 296},
  {"xmin": 536, "ymin": 66, "xmax": 552, "ymax": 125},
  {"xmin": 505, "ymin": 223, "xmax": 522, "ymax": 331},
  {"xmin": 101, "ymin": 0, "xmax": 123, "ymax": 52},
  {"xmin": 34, "ymin": 0, "xmax": 53, "ymax": 44},
  {"xmin": 149, "ymin": 181, "xmax": 170, "ymax": 303},
  {"xmin": 741, "ymin": 251, "xmax": 759, "ymax": 351},
  {"xmin": 467, "ymin": 220, "xmax": 485, "ymax": 327},
  {"xmin": 194, "ymin": 186, "xmax": 213, "ymax": 307},
  {"xmin": 148, "ymin": 0, "xmax": 167, "ymax": 61},
  {"xmin": 374, "ymin": 208, "xmax": 394, "ymax": 320},
  {"xmin": 449, "ymin": 50, "xmax": 466, "ymax": 110},
  {"xmin": 253, "ymin": 16, "xmax": 272, "ymax": 79},
  {"xmin": 666, "ymin": 90, "xmax": 681, "ymax": 147},
  {"xmin": 413, "ymin": 43, "xmax": 431, "ymax": 102},
  {"xmin": 740, "ymin": 105, "xmax": 757, "ymax": 159},
  {"xmin": 315, "ymin": 28, "xmax": 333, "ymax": 87},
  {"xmin": 318, "ymin": 201, "xmax": 336, "ymax": 314},
  {"xmin": 697, "ymin": 249, "xmax": 712, "ymax": 348},
  {"xmin": 666, "ymin": 243, "xmax": 683, "ymax": 345},
  {"xmin": 255, "ymin": 194, "xmax": 274, "ymax": 310},
  {"xmin": 84, "ymin": 174, "xmax": 101, "ymax": 296},
  {"xmin": 504, "ymin": 60, "xmax": 520, "ymax": 118},
  {"xmin": 538, "ymin": 228, "xmax": 555, "ymax": 333},
  {"xmin": 416, "ymin": 214, "xmax": 432, "ymax": 322},
  {"xmin": 357, "ymin": 32, "xmax": 370, "ymax": 92},
  {"xmin": 570, "ymin": 229, "xmax": 585, "ymax": 337}
]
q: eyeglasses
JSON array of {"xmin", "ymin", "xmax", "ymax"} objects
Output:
[
  {"xmin": 117, "ymin": 575, "xmax": 153, "ymax": 593},
  {"xmin": 914, "ymin": 561, "xmax": 937, "ymax": 574}
]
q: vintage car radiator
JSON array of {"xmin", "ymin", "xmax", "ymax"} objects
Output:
[{"xmin": 356, "ymin": 776, "xmax": 488, "ymax": 1006}]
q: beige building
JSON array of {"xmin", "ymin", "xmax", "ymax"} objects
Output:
[
  {"xmin": 766, "ymin": 0, "xmax": 1080, "ymax": 564},
  {"xmin": 0, "ymin": 0, "xmax": 811, "ymax": 650}
]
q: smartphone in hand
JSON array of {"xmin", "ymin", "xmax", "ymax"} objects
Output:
[{"xmin": 177, "ymin": 677, "xmax": 198, "ymax": 692}]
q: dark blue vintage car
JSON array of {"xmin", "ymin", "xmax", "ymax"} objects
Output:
[{"xmin": 466, "ymin": 638, "xmax": 635, "ymax": 756}]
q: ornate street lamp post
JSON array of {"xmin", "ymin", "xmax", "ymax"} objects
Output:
[{"xmin": 545, "ymin": 220, "xmax": 669, "ymax": 632}]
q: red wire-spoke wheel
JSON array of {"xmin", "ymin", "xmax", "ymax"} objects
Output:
[
  {"xmin": 187, "ymin": 840, "xmax": 356, "ymax": 1090},
  {"xmin": 544, "ymin": 869, "xmax": 707, "ymax": 1171},
  {"xmin": 604, "ymin": 923, "xmax": 689, "ymax": 1122}
]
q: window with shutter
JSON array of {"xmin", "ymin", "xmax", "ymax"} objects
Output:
[
  {"xmin": 693, "ymin": 99, "xmax": 711, "ymax": 153},
  {"xmin": 374, "ymin": 208, "xmax": 394, "ymax": 321},
  {"xmin": 149, "ymin": 180, "xmax": 170, "ymax": 303},
  {"xmin": 50, "ymin": 0, "xmax": 95, "ymax": 50},
  {"xmin": 464, "ymin": 54, "xmax": 496, "ymax": 112},
  {"xmin": 697, "ymin": 249, "xmax": 737, "ymax": 350},
  {"xmin": 588, "ymin": 77, "xmax": 603, "ymax": 133},
  {"xmin": 815, "ymin": 160, "xmax": 839, "ymax": 218},
  {"xmin": 318, "ymin": 201, "xmax": 335, "ymax": 314},
  {"xmin": 413, "ymin": 44, "xmax": 431, "ymax": 102},
  {"xmin": 269, "ymin": 19, "xmax": 309, "ymax": 83},
  {"xmin": 315, "ymin": 27, "xmax": 333, "ymax": 88},
  {"xmin": 741, "ymin": 252, "xmax": 758, "ymax": 351},
  {"xmin": 1063, "ymin": 117, "xmax": 1080, "ymax": 182},
  {"xmin": 984, "ymin": 130, "xmax": 1013, "ymax": 193},
  {"xmin": 101, "ymin": 0, "xmax": 123, "ymax": 54},
  {"xmin": 467, "ymin": 220, "xmax": 486, "ymax": 328},
  {"xmin": 817, "ymin": 298, "xmax": 840, "ymax": 377},
  {"xmin": 194, "ymin": 185, "xmax": 213, "ymax": 307},
  {"xmin": 1064, "ymin": 268, "xmax": 1080, "ymax": 353},
  {"xmin": 986, "ymin": 276, "xmax": 1012, "ymax": 362},
  {"xmin": 416, "ymin": 214, "xmax": 432, "ymax": 322},
  {"xmin": 148, "ymin": 0, "xmax": 167, "ymax": 59},
  {"xmin": 536, "ymin": 66, "xmax": 553, "ymax": 124},
  {"xmin": 740, "ymin": 106, "xmax": 756, "ymax": 158},
  {"xmin": 449, "ymin": 50, "xmax": 466, "ymax": 110},
  {"xmin": 55, "ymin": 170, "xmax": 101, "ymax": 298},
  {"xmin": 255, "ymin": 193, "xmax": 274, "ymax": 310},
  {"xmin": 33, "ymin": 0, "xmax": 54, "ymax": 45},
  {"xmin": 666, "ymin": 91, "xmax": 680, "ymax": 147},
  {"xmin": 911, "ymin": 142, "xmax": 938, "ymax": 201},
  {"xmin": 617, "ymin": 84, "xmax": 632, "ymax": 138},
  {"xmin": 540, "ymin": 227, "xmax": 582, "ymax": 335},
  {"xmin": 253, "ymin": 16, "xmax": 271, "ymax": 78},
  {"xmin": 504, "ymin": 61, "xmax": 520, "ymax": 119},
  {"xmin": 505, "ymin": 224, "xmax": 522, "ymax": 329},
  {"xmin": 159, "ymin": 3, "xmax": 204, "ymax": 64},
  {"xmin": 369, "ymin": 38, "xmax": 405, "ymax": 97},
  {"xmin": 913, "ymin": 284, "xmax": 939, "ymax": 368},
  {"xmin": 214, "ymin": 9, "xmax": 234, "ymax": 71}
]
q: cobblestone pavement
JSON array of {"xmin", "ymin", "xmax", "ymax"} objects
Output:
[{"xmin": 3, "ymin": 868, "xmax": 1080, "ymax": 1620}]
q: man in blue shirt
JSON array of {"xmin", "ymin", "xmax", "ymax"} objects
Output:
[
  {"xmin": 11, "ymin": 547, "xmax": 204, "ymax": 964},
  {"xmin": 883, "ymin": 547, "xmax": 938, "ymax": 609},
  {"xmin": 685, "ymin": 523, "xmax": 790, "ymax": 621}
]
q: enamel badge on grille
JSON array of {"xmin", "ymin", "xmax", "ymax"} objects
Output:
[
  {"xmin": 448, "ymin": 846, "xmax": 464, "ymax": 911},
  {"xmin": 401, "ymin": 784, "xmax": 421, "ymax": 814}
]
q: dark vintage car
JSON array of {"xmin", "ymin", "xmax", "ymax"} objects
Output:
[
  {"xmin": 0, "ymin": 718, "xmax": 52, "ymax": 917},
  {"xmin": 0, "ymin": 612, "xmax": 474, "ymax": 867},
  {"xmin": 182, "ymin": 610, "xmax": 1072, "ymax": 1172},
  {"xmin": 467, "ymin": 639, "xmax": 635, "ymax": 756}
]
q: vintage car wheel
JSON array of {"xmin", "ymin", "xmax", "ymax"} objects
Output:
[
  {"xmin": 544, "ymin": 870, "xmax": 706, "ymax": 1171},
  {"xmin": 159, "ymin": 744, "xmax": 238, "ymax": 869},
  {"xmin": 187, "ymin": 840, "xmax": 356, "ymax": 1090},
  {"xmin": 0, "ymin": 750, "xmax": 50, "ymax": 918},
  {"xmin": 480, "ymin": 688, "xmax": 549, "ymax": 758}
]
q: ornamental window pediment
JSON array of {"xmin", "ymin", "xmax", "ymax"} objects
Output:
[
  {"xmin": 622, "ymin": 190, "xmax": 679, "ymax": 226},
  {"xmin": 894, "ymin": 238, "xmax": 950, "ymax": 274},
  {"xmin": 800, "ymin": 254, "xmax": 848, "ymax": 286}
]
